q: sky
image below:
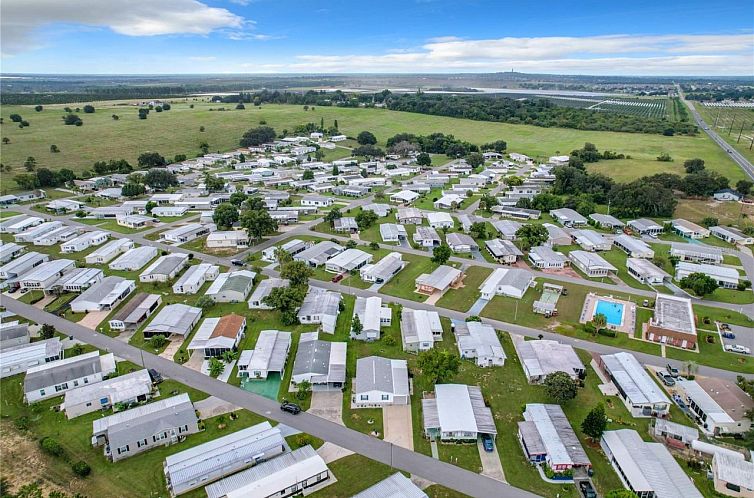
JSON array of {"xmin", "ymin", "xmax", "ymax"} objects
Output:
[{"xmin": 1, "ymin": 0, "xmax": 753, "ymax": 75}]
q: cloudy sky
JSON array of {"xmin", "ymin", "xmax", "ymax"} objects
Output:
[{"xmin": 1, "ymin": 0, "xmax": 752, "ymax": 75}]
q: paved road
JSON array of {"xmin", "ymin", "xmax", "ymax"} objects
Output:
[
  {"xmin": 0, "ymin": 297, "xmax": 538, "ymax": 498},
  {"xmin": 677, "ymin": 85, "xmax": 754, "ymax": 180}
]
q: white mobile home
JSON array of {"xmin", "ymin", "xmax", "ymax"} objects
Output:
[
  {"xmin": 109, "ymin": 246, "xmax": 158, "ymax": 271},
  {"xmin": 85, "ymin": 239, "xmax": 133, "ymax": 265},
  {"xmin": 24, "ymin": 352, "xmax": 116, "ymax": 403},
  {"xmin": 353, "ymin": 356, "xmax": 409, "ymax": 407}
]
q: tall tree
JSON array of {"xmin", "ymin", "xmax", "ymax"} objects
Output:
[
  {"xmin": 543, "ymin": 371, "xmax": 578, "ymax": 403},
  {"xmin": 417, "ymin": 349, "xmax": 460, "ymax": 384},
  {"xmin": 357, "ymin": 131, "xmax": 377, "ymax": 145},
  {"xmin": 241, "ymin": 209, "xmax": 278, "ymax": 241},
  {"xmin": 279, "ymin": 260, "xmax": 314, "ymax": 287},
  {"xmin": 240, "ymin": 126, "xmax": 276, "ymax": 147},
  {"xmin": 212, "ymin": 202, "xmax": 239, "ymax": 229},
  {"xmin": 431, "ymin": 244, "xmax": 452, "ymax": 265},
  {"xmin": 581, "ymin": 404, "xmax": 608, "ymax": 441},
  {"xmin": 137, "ymin": 152, "xmax": 167, "ymax": 168}
]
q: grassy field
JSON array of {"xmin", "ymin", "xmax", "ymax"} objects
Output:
[
  {"xmin": 674, "ymin": 198, "xmax": 754, "ymax": 226},
  {"xmin": 0, "ymin": 101, "xmax": 747, "ymax": 189},
  {"xmin": 435, "ymin": 265, "xmax": 492, "ymax": 312},
  {"xmin": 694, "ymin": 104, "xmax": 754, "ymax": 164}
]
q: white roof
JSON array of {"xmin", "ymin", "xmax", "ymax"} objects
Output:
[
  {"xmin": 601, "ymin": 352, "xmax": 670, "ymax": 405},
  {"xmin": 714, "ymin": 452, "xmax": 754, "ymax": 490},
  {"xmin": 326, "ymin": 248, "xmax": 371, "ymax": 270},
  {"xmin": 416, "ymin": 265, "xmax": 462, "ymax": 290},
  {"xmin": 652, "ymin": 294, "xmax": 696, "ymax": 336},
  {"xmin": 676, "ymin": 380, "xmax": 735, "ymax": 425},
  {"xmin": 426, "ymin": 212, "xmax": 453, "ymax": 224},
  {"xmin": 569, "ymin": 250, "xmax": 617, "ymax": 271},
  {"xmin": 435, "ymin": 384, "xmax": 479, "ymax": 433}
]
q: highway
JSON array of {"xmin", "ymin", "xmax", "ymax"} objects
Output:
[
  {"xmin": 0, "ymin": 297, "xmax": 539, "ymax": 498},
  {"xmin": 676, "ymin": 85, "xmax": 754, "ymax": 180}
]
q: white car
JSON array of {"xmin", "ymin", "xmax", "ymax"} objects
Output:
[{"xmin": 725, "ymin": 344, "xmax": 751, "ymax": 355}]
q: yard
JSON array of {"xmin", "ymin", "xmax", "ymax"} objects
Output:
[
  {"xmin": 435, "ymin": 266, "xmax": 492, "ymax": 312},
  {"xmin": 379, "ymin": 254, "xmax": 440, "ymax": 303}
]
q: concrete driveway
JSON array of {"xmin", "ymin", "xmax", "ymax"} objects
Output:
[
  {"xmin": 308, "ymin": 391, "xmax": 344, "ymax": 425},
  {"xmin": 194, "ymin": 396, "xmax": 240, "ymax": 419},
  {"xmin": 383, "ymin": 404, "xmax": 414, "ymax": 450},
  {"xmin": 77, "ymin": 310, "xmax": 110, "ymax": 330},
  {"xmin": 158, "ymin": 338, "xmax": 183, "ymax": 360},
  {"xmin": 478, "ymin": 437, "xmax": 506, "ymax": 483}
]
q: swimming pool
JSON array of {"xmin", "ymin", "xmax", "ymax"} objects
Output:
[{"xmin": 594, "ymin": 299, "xmax": 625, "ymax": 326}]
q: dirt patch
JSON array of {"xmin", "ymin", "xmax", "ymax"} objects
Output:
[{"xmin": 0, "ymin": 422, "xmax": 71, "ymax": 496}]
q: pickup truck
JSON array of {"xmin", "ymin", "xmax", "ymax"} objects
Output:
[{"xmin": 725, "ymin": 344, "xmax": 751, "ymax": 355}]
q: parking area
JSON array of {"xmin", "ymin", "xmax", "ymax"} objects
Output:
[
  {"xmin": 308, "ymin": 391, "xmax": 344, "ymax": 425},
  {"xmin": 477, "ymin": 437, "xmax": 506, "ymax": 483},
  {"xmin": 383, "ymin": 404, "xmax": 413, "ymax": 450},
  {"xmin": 719, "ymin": 323, "xmax": 754, "ymax": 353}
]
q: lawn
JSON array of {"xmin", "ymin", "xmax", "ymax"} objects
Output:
[
  {"xmin": 0, "ymin": 361, "xmax": 268, "ymax": 498},
  {"xmin": 694, "ymin": 104, "xmax": 754, "ymax": 164},
  {"xmin": 435, "ymin": 265, "xmax": 492, "ymax": 312},
  {"xmin": 598, "ymin": 249, "xmax": 653, "ymax": 291},
  {"xmin": 1, "ymin": 102, "xmax": 745, "ymax": 187},
  {"xmin": 674, "ymin": 198, "xmax": 754, "ymax": 226},
  {"xmin": 692, "ymin": 304, "xmax": 754, "ymax": 327},
  {"xmin": 666, "ymin": 330, "xmax": 754, "ymax": 374},
  {"xmin": 380, "ymin": 254, "xmax": 440, "ymax": 303}
]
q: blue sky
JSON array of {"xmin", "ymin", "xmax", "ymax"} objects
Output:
[{"xmin": 2, "ymin": 0, "xmax": 753, "ymax": 75}]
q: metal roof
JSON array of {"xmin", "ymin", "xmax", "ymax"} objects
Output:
[
  {"xmin": 354, "ymin": 296, "xmax": 383, "ymax": 333},
  {"xmin": 173, "ymin": 263, "xmax": 218, "ymax": 290},
  {"xmin": 70, "ymin": 276, "xmax": 134, "ymax": 308},
  {"xmin": 247, "ymin": 278, "xmax": 288, "ymax": 306},
  {"xmin": 670, "ymin": 242, "xmax": 723, "ymax": 259},
  {"xmin": 204, "ymin": 445, "xmax": 326, "ymax": 498},
  {"xmin": 0, "ymin": 338, "xmax": 62, "ymax": 368},
  {"xmin": 360, "ymin": 252, "xmax": 403, "ymax": 281},
  {"xmin": 429, "ymin": 384, "xmax": 497, "ymax": 435},
  {"xmin": 522, "ymin": 404, "xmax": 590, "ymax": 468},
  {"xmin": 110, "ymin": 293, "xmax": 160, "ymax": 323},
  {"xmin": 297, "ymin": 286, "xmax": 341, "ymax": 318},
  {"xmin": 141, "ymin": 253, "xmax": 188, "ymax": 277},
  {"xmin": 144, "ymin": 304, "xmax": 202, "ymax": 336},
  {"xmin": 24, "ymin": 351, "xmax": 109, "ymax": 392},
  {"xmin": 294, "ymin": 241, "xmax": 343, "ymax": 265},
  {"xmin": 601, "ymin": 352, "xmax": 670, "ymax": 405},
  {"xmin": 20, "ymin": 259, "xmax": 75, "ymax": 283},
  {"xmin": 569, "ymin": 250, "xmax": 617, "ymax": 271},
  {"xmin": 64, "ymin": 369, "xmax": 152, "ymax": 407},
  {"xmin": 652, "ymin": 294, "xmax": 696, "ymax": 335},
  {"xmin": 245, "ymin": 330, "xmax": 291, "ymax": 373},
  {"xmin": 517, "ymin": 340, "xmax": 584, "ymax": 379},
  {"xmin": 164, "ymin": 422, "xmax": 284, "ymax": 493},
  {"xmin": 401, "ymin": 309, "xmax": 441, "ymax": 344},
  {"xmin": 416, "ymin": 265, "xmax": 462, "ymax": 291},
  {"xmin": 614, "ymin": 234, "xmax": 653, "ymax": 255},
  {"xmin": 714, "ymin": 452, "xmax": 754, "ymax": 490},
  {"xmin": 602, "ymin": 430, "xmax": 703, "ymax": 498},
  {"xmin": 353, "ymin": 473, "xmax": 428, "ymax": 498},
  {"xmin": 325, "ymin": 248, "xmax": 372, "ymax": 271},
  {"xmin": 455, "ymin": 322, "xmax": 506, "ymax": 362},
  {"xmin": 109, "ymin": 246, "xmax": 158, "ymax": 270},
  {"xmin": 479, "ymin": 267, "xmax": 531, "ymax": 296}
]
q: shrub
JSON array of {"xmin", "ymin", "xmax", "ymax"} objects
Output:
[
  {"xmin": 71, "ymin": 460, "xmax": 91, "ymax": 477},
  {"xmin": 382, "ymin": 335, "xmax": 396, "ymax": 346},
  {"xmin": 597, "ymin": 328, "xmax": 616, "ymax": 338},
  {"xmin": 40, "ymin": 437, "xmax": 65, "ymax": 457},
  {"xmin": 14, "ymin": 416, "xmax": 30, "ymax": 431},
  {"xmin": 295, "ymin": 434, "xmax": 313, "ymax": 447},
  {"xmin": 150, "ymin": 334, "xmax": 167, "ymax": 348}
]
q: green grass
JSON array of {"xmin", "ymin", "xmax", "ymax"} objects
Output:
[
  {"xmin": 0, "ymin": 361, "xmax": 268, "ymax": 498},
  {"xmin": 380, "ymin": 254, "xmax": 440, "ymax": 303},
  {"xmin": 693, "ymin": 304, "xmax": 754, "ymax": 327},
  {"xmin": 706, "ymin": 287, "xmax": 754, "ymax": 304},
  {"xmin": 694, "ymin": 104, "xmax": 754, "ymax": 164},
  {"xmin": 674, "ymin": 198, "xmax": 754, "ymax": 226},
  {"xmin": 598, "ymin": 249, "xmax": 653, "ymax": 291},
  {"xmin": 0, "ymin": 102, "xmax": 746, "ymax": 191},
  {"xmin": 666, "ymin": 330, "xmax": 754, "ymax": 374},
  {"xmin": 435, "ymin": 266, "xmax": 492, "ymax": 312},
  {"xmin": 0, "ymin": 210, "xmax": 21, "ymax": 219},
  {"xmin": 308, "ymin": 455, "xmax": 398, "ymax": 498}
]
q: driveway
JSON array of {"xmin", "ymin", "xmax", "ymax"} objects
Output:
[
  {"xmin": 77, "ymin": 310, "xmax": 111, "ymax": 330},
  {"xmin": 308, "ymin": 391, "xmax": 344, "ymax": 425},
  {"xmin": 478, "ymin": 437, "xmax": 506, "ymax": 483},
  {"xmin": 194, "ymin": 396, "xmax": 240, "ymax": 419},
  {"xmin": 383, "ymin": 404, "xmax": 413, "ymax": 450},
  {"xmin": 158, "ymin": 338, "xmax": 183, "ymax": 360},
  {"xmin": 468, "ymin": 297, "xmax": 489, "ymax": 316}
]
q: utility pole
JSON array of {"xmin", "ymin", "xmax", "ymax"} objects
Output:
[
  {"xmin": 737, "ymin": 121, "xmax": 746, "ymax": 143},
  {"xmin": 728, "ymin": 116, "xmax": 735, "ymax": 136},
  {"xmin": 714, "ymin": 109, "xmax": 721, "ymax": 128}
]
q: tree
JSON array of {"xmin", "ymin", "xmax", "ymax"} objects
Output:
[
  {"xmin": 40, "ymin": 324, "xmax": 56, "ymax": 339},
  {"xmin": 656, "ymin": 153, "xmax": 673, "ymax": 162},
  {"xmin": 121, "ymin": 183, "xmax": 146, "ymax": 197},
  {"xmin": 199, "ymin": 141, "xmax": 210, "ymax": 154},
  {"xmin": 431, "ymin": 244, "xmax": 452, "ymax": 265},
  {"xmin": 229, "ymin": 191, "xmax": 247, "ymax": 206},
  {"xmin": 355, "ymin": 209, "xmax": 379, "ymax": 230},
  {"xmin": 174, "ymin": 154, "xmax": 187, "ymax": 162},
  {"xmin": 604, "ymin": 490, "xmax": 638, "ymax": 498},
  {"xmin": 150, "ymin": 334, "xmax": 167, "ymax": 348},
  {"xmin": 302, "ymin": 169, "xmax": 314, "ymax": 180},
  {"xmin": 543, "ymin": 371, "xmax": 578, "ymax": 403},
  {"xmin": 82, "ymin": 104, "xmax": 95, "ymax": 113},
  {"xmin": 683, "ymin": 158, "xmax": 705, "ymax": 173},
  {"xmin": 240, "ymin": 126, "xmax": 276, "ymax": 147},
  {"xmin": 280, "ymin": 260, "xmax": 314, "ymax": 287},
  {"xmin": 683, "ymin": 360, "xmax": 699, "ymax": 378},
  {"xmin": 137, "ymin": 151, "xmax": 167, "ymax": 168},
  {"xmin": 34, "ymin": 105, "xmax": 43, "ymax": 112},
  {"xmin": 352, "ymin": 144, "xmax": 385, "ymax": 157},
  {"xmin": 357, "ymin": 131, "xmax": 377, "ymax": 145},
  {"xmin": 679, "ymin": 272, "xmax": 719, "ymax": 297},
  {"xmin": 592, "ymin": 313, "xmax": 607, "ymax": 332},
  {"xmin": 235, "ymin": 103, "xmax": 246, "ymax": 110},
  {"xmin": 2, "ymin": 137, "xmax": 9, "ymax": 144},
  {"xmin": 208, "ymin": 357, "xmax": 225, "ymax": 378},
  {"xmin": 351, "ymin": 314, "xmax": 363, "ymax": 336},
  {"xmin": 162, "ymin": 103, "xmax": 171, "ymax": 111},
  {"xmin": 71, "ymin": 460, "xmax": 92, "ymax": 478},
  {"xmin": 50, "ymin": 144, "xmax": 60, "ymax": 153},
  {"xmin": 465, "ymin": 152, "xmax": 484, "ymax": 168},
  {"xmin": 482, "ymin": 139, "xmax": 507, "ymax": 152},
  {"xmin": 241, "ymin": 209, "xmax": 278, "ymax": 241},
  {"xmin": 138, "ymin": 108, "xmax": 149, "ymax": 120},
  {"xmin": 700, "ymin": 217, "xmax": 718, "ymax": 228},
  {"xmin": 14, "ymin": 173, "xmax": 39, "ymax": 190},
  {"xmin": 417, "ymin": 349, "xmax": 460, "ymax": 384},
  {"xmin": 388, "ymin": 140, "xmax": 420, "ymax": 157},
  {"xmin": 23, "ymin": 156, "xmax": 36, "ymax": 171},
  {"xmin": 63, "ymin": 113, "xmax": 82, "ymax": 125},
  {"xmin": 506, "ymin": 176, "xmax": 524, "ymax": 186},
  {"xmin": 112, "ymin": 114, "xmax": 119, "ymax": 120},
  {"xmin": 515, "ymin": 224, "xmax": 549, "ymax": 250},
  {"xmin": 213, "ymin": 202, "xmax": 240, "ymax": 229},
  {"xmin": 325, "ymin": 208, "xmax": 342, "ymax": 224},
  {"xmin": 416, "ymin": 152, "xmax": 432, "ymax": 167},
  {"xmin": 331, "ymin": 164, "xmax": 339, "ymax": 176},
  {"xmin": 204, "ymin": 173, "xmax": 225, "ymax": 192},
  {"xmin": 469, "ymin": 221, "xmax": 487, "ymax": 239},
  {"xmin": 196, "ymin": 295, "xmax": 215, "ymax": 310},
  {"xmin": 581, "ymin": 404, "xmax": 608, "ymax": 441},
  {"xmin": 9, "ymin": 113, "xmax": 22, "ymax": 122},
  {"xmin": 478, "ymin": 194, "xmax": 498, "ymax": 212},
  {"xmin": 736, "ymin": 180, "xmax": 753, "ymax": 196},
  {"xmin": 145, "ymin": 200, "xmax": 157, "ymax": 214},
  {"xmin": 144, "ymin": 169, "xmax": 178, "ymax": 190},
  {"xmin": 40, "ymin": 437, "xmax": 65, "ymax": 457},
  {"xmin": 296, "ymin": 380, "xmax": 312, "ymax": 400},
  {"xmin": 263, "ymin": 286, "xmax": 306, "ymax": 325}
]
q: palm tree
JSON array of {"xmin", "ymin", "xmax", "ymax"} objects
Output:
[
  {"xmin": 592, "ymin": 313, "xmax": 607, "ymax": 333},
  {"xmin": 683, "ymin": 360, "xmax": 699, "ymax": 378}
]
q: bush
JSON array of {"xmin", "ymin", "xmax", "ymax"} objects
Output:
[
  {"xmin": 295, "ymin": 434, "xmax": 313, "ymax": 447},
  {"xmin": 40, "ymin": 437, "xmax": 65, "ymax": 457},
  {"xmin": 71, "ymin": 460, "xmax": 91, "ymax": 477},
  {"xmin": 597, "ymin": 328, "xmax": 616, "ymax": 338},
  {"xmin": 150, "ymin": 334, "xmax": 167, "ymax": 348},
  {"xmin": 382, "ymin": 335, "xmax": 396, "ymax": 346},
  {"xmin": 14, "ymin": 416, "xmax": 30, "ymax": 431}
]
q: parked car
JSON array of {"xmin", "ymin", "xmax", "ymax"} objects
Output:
[
  {"xmin": 722, "ymin": 331, "xmax": 736, "ymax": 339},
  {"xmin": 148, "ymin": 369, "xmax": 163, "ymax": 384},
  {"xmin": 481, "ymin": 434, "xmax": 494, "ymax": 452},
  {"xmin": 231, "ymin": 259, "xmax": 245, "ymax": 267},
  {"xmin": 666, "ymin": 364, "xmax": 679, "ymax": 378},
  {"xmin": 655, "ymin": 370, "xmax": 676, "ymax": 386},
  {"xmin": 719, "ymin": 323, "xmax": 731, "ymax": 331},
  {"xmin": 280, "ymin": 402, "xmax": 302, "ymax": 415},
  {"xmin": 332, "ymin": 273, "xmax": 344, "ymax": 283},
  {"xmin": 579, "ymin": 481, "xmax": 597, "ymax": 498},
  {"xmin": 725, "ymin": 344, "xmax": 751, "ymax": 355}
]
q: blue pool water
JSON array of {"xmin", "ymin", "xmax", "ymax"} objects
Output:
[{"xmin": 594, "ymin": 300, "xmax": 624, "ymax": 326}]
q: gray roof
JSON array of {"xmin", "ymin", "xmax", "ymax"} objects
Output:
[
  {"xmin": 414, "ymin": 226, "xmax": 440, "ymax": 242},
  {"xmin": 246, "ymin": 330, "xmax": 291, "ymax": 373},
  {"xmin": 354, "ymin": 356, "xmax": 409, "ymax": 397},
  {"xmin": 714, "ymin": 452, "xmax": 754, "ymax": 490},
  {"xmin": 485, "ymin": 238, "xmax": 523, "ymax": 258},
  {"xmin": 446, "ymin": 232, "xmax": 478, "ymax": 249},
  {"xmin": 602, "ymin": 430, "xmax": 703, "ymax": 498},
  {"xmin": 455, "ymin": 322, "xmax": 506, "ymax": 362},
  {"xmin": 294, "ymin": 241, "xmax": 343, "ymax": 265},
  {"xmin": 521, "ymin": 404, "xmax": 590, "ymax": 467},
  {"xmin": 24, "ymin": 352, "xmax": 106, "ymax": 392},
  {"xmin": 142, "ymin": 254, "xmax": 187, "ymax": 276},
  {"xmin": 670, "ymin": 242, "xmax": 723, "ymax": 259},
  {"xmin": 601, "ymin": 352, "xmax": 670, "ymax": 405},
  {"xmin": 247, "ymin": 278, "xmax": 289, "ymax": 305},
  {"xmin": 334, "ymin": 217, "xmax": 358, "ymax": 230},
  {"xmin": 517, "ymin": 340, "xmax": 584, "ymax": 378},
  {"xmin": 0, "ymin": 323, "xmax": 29, "ymax": 347},
  {"xmin": 164, "ymin": 422, "xmax": 284, "ymax": 493},
  {"xmin": 70, "ymin": 276, "xmax": 132, "ymax": 306},
  {"xmin": 654, "ymin": 419, "xmax": 698, "ymax": 443},
  {"xmin": 416, "ymin": 265, "xmax": 462, "ymax": 290},
  {"xmin": 144, "ymin": 304, "xmax": 202, "ymax": 336},
  {"xmin": 589, "ymin": 213, "xmax": 625, "ymax": 227},
  {"xmin": 204, "ymin": 445, "xmax": 324, "ymax": 498},
  {"xmin": 293, "ymin": 339, "xmax": 331, "ymax": 377},
  {"xmin": 652, "ymin": 294, "xmax": 695, "ymax": 335},
  {"xmin": 93, "ymin": 393, "xmax": 196, "ymax": 452},
  {"xmin": 110, "ymin": 293, "xmax": 161, "ymax": 323},
  {"xmin": 64, "ymin": 369, "xmax": 152, "ymax": 407},
  {"xmin": 353, "ymin": 473, "xmax": 428, "ymax": 498},
  {"xmin": 423, "ymin": 384, "xmax": 497, "ymax": 435},
  {"xmin": 297, "ymin": 287, "xmax": 341, "ymax": 318},
  {"xmin": 360, "ymin": 252, "xmax": 403, "ymax": 281}
]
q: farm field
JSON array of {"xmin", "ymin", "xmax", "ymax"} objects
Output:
[
  {"xmin": 695, "ymin": 104, "xmax": 754, "ymax": 164},
  {"xmin": 0, "ymin": 101, "xmax": 747, "ymax": 190}
]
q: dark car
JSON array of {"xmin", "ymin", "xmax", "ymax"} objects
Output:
[
  {"xmin": 722, "ymin": 331, "xmax": 736, "ymax": 339},
  {"xmin": 655, "ymin": 370, "xmax": 675, "ymax": 387},
  {"xmin": 481, "ymin": 434, "xmax": 494, "ymax": 452},
  {"xmin": 231, "ymin": 259, "xmax": 245, "ymax": 267},
  {"xmin": 148, "ymin": 369, "xmax": 163, "ymax": 384},
  {"xmin": 579, "ymin": 481, "xmax": 597, "ymax": 498},
  {"xmin": 280, "ymin": 402, "xmax": 302, "ymax": 415},
  {"xmin": 332, "ymin": 273, "xmax": 344, "ymax": 283}
]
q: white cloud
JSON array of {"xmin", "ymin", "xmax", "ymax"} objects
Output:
[
  {"xmin": 1, "ymin": 0, "xmax": 245, "ymax": 55},
  {"xmin": 283, "ymin": 33, "xmax": 753, "ymax": 75}
]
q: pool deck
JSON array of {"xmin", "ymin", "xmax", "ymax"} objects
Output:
[{"xmin": 579, "ymin": 293, "xmax": 636, "ymax": 334}]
